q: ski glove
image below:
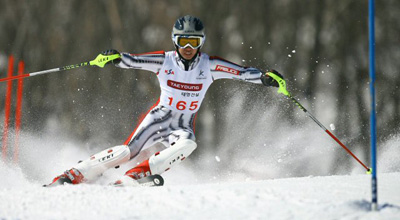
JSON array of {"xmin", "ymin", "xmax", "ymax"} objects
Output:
[
  {"xmin": 261, "ymin": 69, "xmax": 284, "ymax": 87},
  {"xmin": 101, "ymin": 49, "xmax": 121, "ymax": 65}
]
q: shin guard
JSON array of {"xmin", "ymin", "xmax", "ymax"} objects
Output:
[
  {"xmin": 148, "ymin": 139, "xmax": 197, "ymax": 175},
  {"xmin": 75, "ymin": 145, "xmax": 131, "ymax": 182}
]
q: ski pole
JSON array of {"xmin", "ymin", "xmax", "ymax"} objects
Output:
[
  {"xmin": 0, "ymin": 53, "xmax": 121, "ymax": 83},
  {"xmin": 268, "ymin": 72, "xmax": 371, "ymax": 173}
]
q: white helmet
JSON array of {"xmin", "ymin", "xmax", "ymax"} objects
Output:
[{"xmin": 171, "ymin": 15, "xmax": 206, "ymax": 49}]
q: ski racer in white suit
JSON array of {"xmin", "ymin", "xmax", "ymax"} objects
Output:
[{"xmin": 47, "ymin": 15, "xmax": 285, "ymax": 186}]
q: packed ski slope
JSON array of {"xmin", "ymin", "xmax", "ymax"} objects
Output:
[
  {"xmin": 0, "ymin": 163, "xmax": 399, "ymax": 220},
  {"xmin": 1, "ymin": 100, "xmax": 400, "ymax": 219}
]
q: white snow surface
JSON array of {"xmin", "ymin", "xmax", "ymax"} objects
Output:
[
  {"xmin": 0, "ymin": 161, "xmax": 399, "ymax": 219},
  {"xmin": 1, "ymin": 104, "xmax": 400, "ymax": 219}
]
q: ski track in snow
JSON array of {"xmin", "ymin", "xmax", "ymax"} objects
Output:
[{"xmin": 0, "ymin": 168, "xmax": 399, "ymax": 220}]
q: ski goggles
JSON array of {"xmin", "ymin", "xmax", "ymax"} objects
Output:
[{"xmin": 173, "ymin": 35, "xmax": 205, "ymax": 49}]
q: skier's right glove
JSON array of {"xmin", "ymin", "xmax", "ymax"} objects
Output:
[
  {"xmin": 261, "ymin": 69, "xmax": 284, "ymax": 87},
  {"xmin": 101, "ymin": 49, "xmax": 122, "ymax": 65}
]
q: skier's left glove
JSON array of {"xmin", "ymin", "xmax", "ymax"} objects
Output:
[
  {"xmin": 101, "ymin": 49, "xmax": 122, "ymax": 65},
  {"xmin": 261, "ymin": 69, "xmax": 284, "ymax": 87}
]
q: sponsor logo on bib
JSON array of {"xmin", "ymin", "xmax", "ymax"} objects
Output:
[
  {"xmin": 165, "ymin": 69, "xmax": 175, "ymax": 75},
  {"xmin": 167, "ymin": 80, "xmax": 203, "ymax": 91},
  {"xmin": 196, "ymin": 70, "xmax": 207, "ymax": 79}
]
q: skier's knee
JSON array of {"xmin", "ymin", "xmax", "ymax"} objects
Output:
[{"xmin": 173, "ymin": 138, "xmax": 197, "ymax": 155}]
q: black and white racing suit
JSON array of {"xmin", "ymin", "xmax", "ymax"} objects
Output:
[{"xmin": 74, "ymin": 50, "xmax": 265, "ymax": 182}]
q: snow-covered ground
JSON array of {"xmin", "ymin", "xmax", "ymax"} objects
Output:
[
  {"xmin": 0, "ymin": 161, "xmax": 399, "ymax": 220},
  {"xmin": 1, "ymin": 103, "xmax": 400, "ymax": 219}
]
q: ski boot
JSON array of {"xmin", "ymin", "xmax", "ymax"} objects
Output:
[
  {"xmin": 113, "ymin": 159, "xmax": 151, "ymax": 186},
  {"xmin": 44, "ymin": 168, "xmax": 85, "ymax": 187}
]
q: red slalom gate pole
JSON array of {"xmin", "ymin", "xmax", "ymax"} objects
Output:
[
  {"xmin": 2, "ymin": 55, "xmax": 14, "ymax": 161},
  {"xmin": 14, "ymin": 60, "xmax": 24, "ymax": 163}
]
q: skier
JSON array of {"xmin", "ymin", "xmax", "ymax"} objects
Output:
[{"xmin": 47, "ymin": 15, "xmax": 285, "ymax": 186}]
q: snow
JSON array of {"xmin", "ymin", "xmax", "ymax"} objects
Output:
[
  {"xmin": 1, "ymin": 122, "xmax": 399, "ymax": 219},
  {"xmin": 1, "ymin": 100, "xmax": 399, "ymax": 219},
  {"xmin": 0, "ymin": 160, "xmax": 399, "ymax": 220}
]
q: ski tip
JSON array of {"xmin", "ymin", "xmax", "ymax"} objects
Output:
[{"xmin": 42, "ymin": 182, "xmax": 61, "ymax": 188}]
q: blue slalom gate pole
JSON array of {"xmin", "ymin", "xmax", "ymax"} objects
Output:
[{"xmin": 368, "ymin": 0, "xmax": 378, "ymax": 211}]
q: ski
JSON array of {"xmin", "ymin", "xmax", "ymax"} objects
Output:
[
  {"xmin": 112, "ymin": 174, "xmax": 165, "ymax": 187},
  {"xmin": 44, "ymin": 174, "xmax": 164, "ymax": 187}
]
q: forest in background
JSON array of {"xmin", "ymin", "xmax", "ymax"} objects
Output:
[{"xmin": 1, "ymin": 0, "xmax": 399, "ymax": 177}]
